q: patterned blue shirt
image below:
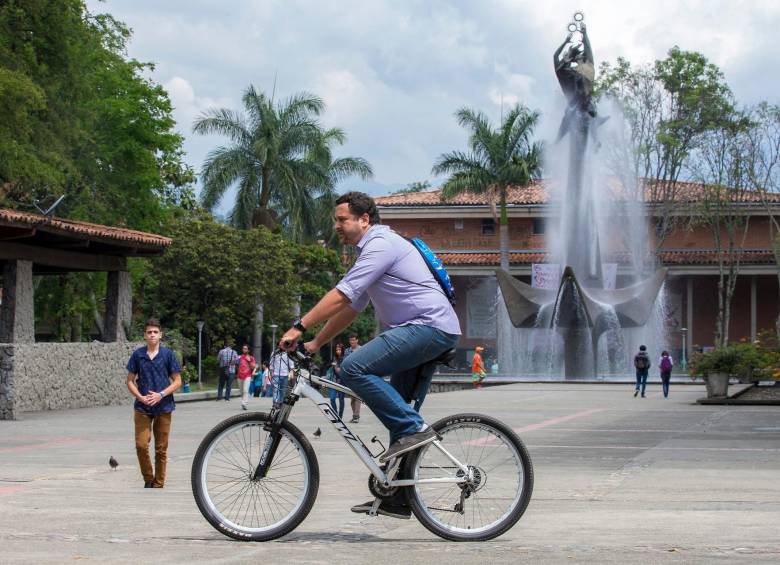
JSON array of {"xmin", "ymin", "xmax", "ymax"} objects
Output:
[{"xmin": 127, "ymin": 346, "xmax": 181, "ymax": 415}]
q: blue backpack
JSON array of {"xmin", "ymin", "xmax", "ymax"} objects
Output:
[{"xmin": 406, "ymin": 237, "xmax": 457, "ymax": 306}]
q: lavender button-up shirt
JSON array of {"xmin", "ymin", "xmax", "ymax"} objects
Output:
[{"xmin": 336, "ymin": 225, "xmax": 461, "ymax": 335}]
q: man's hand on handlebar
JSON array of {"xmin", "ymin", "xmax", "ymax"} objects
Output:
[{"xmin": 279, "ymin": 328, "xmax": 317, "ymax": 355}]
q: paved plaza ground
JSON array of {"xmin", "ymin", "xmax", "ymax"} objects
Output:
[{"xmin": 1, "ymin": 382, "xmax": 779, "ymax": 564}]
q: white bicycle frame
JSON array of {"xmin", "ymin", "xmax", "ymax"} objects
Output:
[{"xmin": 279, "ymin": 368, "xmax": 471, "ymax": 488}]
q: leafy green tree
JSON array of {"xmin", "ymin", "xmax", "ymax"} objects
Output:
[
  {"xmin": 596, "ymin": 47, "xmax": 734, "ymax": 250},
  {"xmin": 432, "ymin": 104, "xmax": 542, "ymax": 270},
  {"xmin": 0, "ymin": 0, "xmax": 193, "ymax": 231},
  {"xmin": 143, "ymin": 212, "xmax": 295, "ymax": 355}
]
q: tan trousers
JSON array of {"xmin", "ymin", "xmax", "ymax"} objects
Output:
[
  {"xmin": 134, "ymin": 411, "xmax": 172, "ymax": 487},
  {"xmin": 351, "ymin": 397, "xmax": 362, "ymax": 418}
]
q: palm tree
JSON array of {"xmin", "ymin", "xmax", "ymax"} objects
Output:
[
  {"xmin": 193, "ymin": 85, "xmax": 372, "ymax": 356},
  {"xmin": 274, "ymin": 127, "xmax": 372, "ymax": 244},
  {"xmin": 432, "ymin": 104, "xmax": 542, "ymax": 270}
]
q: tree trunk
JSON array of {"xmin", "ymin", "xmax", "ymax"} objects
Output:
[
  {"xmin": 70, "ymin": 312, "xmax": 82, "ymax": 342},
  {"xmin": 252, "ymin": 301, "xmax": 263, "ymax": 361}
]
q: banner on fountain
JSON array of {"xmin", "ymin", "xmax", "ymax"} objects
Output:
[{"xmin": 531, "ymin": 264, "xmax": 561, "ymax": 289}]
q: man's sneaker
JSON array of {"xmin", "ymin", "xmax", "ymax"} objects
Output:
[
  {"xmin": 350, "ymin": 499, "xmax": 411, "ymax": 520},
  {"xmin": 241, "ymin": 404, "xmax": 247, "ymax": 410},
  {"xmin": 633, "ymin": 390, "xmax": 639, "ymax": 397},
  {"xmin": 350, "ymin": 416, "xmax": 359, "ymax": 423},
  {"xmin": 379, "ymin": 427, "xmax": 438, "ymax": 463},
  {"xmin": 144, "ymin": 481, "xmax": 153, "ymax": 488}
]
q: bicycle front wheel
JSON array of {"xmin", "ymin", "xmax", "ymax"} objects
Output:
[
  {"xmin": 191, "ymin": 412, "xmax": 319, "ymax": 541},
  {"xmin": 404, "ymin": 413, "xmax": 533, "ymax": 541}
]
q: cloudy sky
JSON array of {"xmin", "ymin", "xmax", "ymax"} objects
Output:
[{"xmin": 87, "ymin": 0, "xmax": 780, "ymax": 207}]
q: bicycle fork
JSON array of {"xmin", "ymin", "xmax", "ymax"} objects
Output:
[{"xmin": 253, "ymin": 400, "xmax": 294, "ymax": 480}]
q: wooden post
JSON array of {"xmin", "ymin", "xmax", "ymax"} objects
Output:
[{"xmin": 0, "ymin": 260, "xmax": 34, "ymax": 343}]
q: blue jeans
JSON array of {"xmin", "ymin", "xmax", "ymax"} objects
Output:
[
  {"xmin": 635, "ymin": 369, "xmax": 648, "ymax": 395},
  {"xmin": 329, "ymin": 387, "xmax": 345, "ymax": 419},
  {"xmin": 217, "ymin": 368, "xmax": 235, "ymax": 400},
  {"xmin": 660, "ymin": 371, "xmax": 671, "ymax": 397},
  {"xmin": 272, "ymin": 374, "xmax": 289, "ymax": 404},
  {"xmin": 339, "ymin": 324, "xmax": 459, "ymax": 444}
]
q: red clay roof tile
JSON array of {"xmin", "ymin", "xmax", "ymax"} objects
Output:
[{"xmin": 0, "ymin": 208, "xmax": 171, "ymax": 249}]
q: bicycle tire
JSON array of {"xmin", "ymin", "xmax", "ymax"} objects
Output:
[
  {"xmin": 191, "ymin": 412, "xmax": 319, "ymax": 541},
  {"xmin": 403, "ymin": 413, "xmax": 533, "ymax": 542}
]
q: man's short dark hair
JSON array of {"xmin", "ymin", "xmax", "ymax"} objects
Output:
[
  {"xmin": 336, "ymin": 191, "xmax": 380, "ymax": 225},
  {"xmin": 348, "ymin": 333, "xmax": 359, "ymax": 340},
  {"xmin": 144, "ymin": 318, "xmax": 161, "ymax": 331}
]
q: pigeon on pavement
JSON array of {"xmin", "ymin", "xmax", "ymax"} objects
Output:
[
  {"xmin": 109, "ymin": 456, "xmax": 118, "ymax": 470},
  {"xmin": 313, "ymin": 427, "xmax": 322, "ymax": 439}
]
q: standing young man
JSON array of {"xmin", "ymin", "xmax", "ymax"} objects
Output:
[
  {"xmin": 216, "ymin": 341, "xmax": 238, "ymax": 401},
  {"xmin": 280, "ymin": 191, "xmax": 460, "ymax": 519},
  {"xmin": 126, "ymin": 319, "xmax": 181, "ymax": 488},
  {"xmin": 344, "ymin": 333, "xmax": 362, "ymax": 423}
]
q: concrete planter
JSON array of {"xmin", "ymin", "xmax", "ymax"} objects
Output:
[{"xmin": 704, "ymin": 372, "xmax": 730, "ymax": 397}]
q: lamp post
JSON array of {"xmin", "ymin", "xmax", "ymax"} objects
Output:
[
  {"xmin": 270, "ymin": 323, "xmax": 278, "ymax": 351},
  {"xmin": 196, "ymin": 320, "xmax": 205, "ymax": 390},
  {"xmin": 680, "ymin": 327, "xmax": 688, "ymax": 372}
]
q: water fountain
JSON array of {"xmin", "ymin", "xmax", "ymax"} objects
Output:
[{"xmin": 497, "ymin": 12, "xmax": 668, "ymax": 379}]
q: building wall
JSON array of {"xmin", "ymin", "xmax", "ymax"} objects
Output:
[
  {"xmin": 385, "ymin": 216, "xmax": 775, "ymax": 252},
  {"xmin": 391, "ymin": 217, "xmax": 544, "ymax": 250},
  {"xmin": 660, "ymin": 217, "xmax": 772, "ymax": 249},
  {"xmin": 0, "ymin": 342, "xmax": 140, "ymax": 419}
]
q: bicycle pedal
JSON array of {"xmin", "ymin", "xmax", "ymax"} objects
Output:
[{"xmin": 368, "ymin": 497, "xmax": 382, "ymax": 517}]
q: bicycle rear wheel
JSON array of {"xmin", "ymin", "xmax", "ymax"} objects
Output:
[
  {"xmin": 404, "ymin": 413, "xmax": 533, "ymax": 541},
  {"xmin": 191, "ymin": 412, "xmax": 319, "ymax": 541}
]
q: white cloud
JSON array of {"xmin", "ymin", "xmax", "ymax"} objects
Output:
[{"xmin": 87, "ymin": 0, "xmax": 780, "ymax": 208}]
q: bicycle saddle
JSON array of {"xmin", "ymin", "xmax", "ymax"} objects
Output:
[{"xmin": 434, "ymin": 348, "xmax": 456, "ymax": 367}]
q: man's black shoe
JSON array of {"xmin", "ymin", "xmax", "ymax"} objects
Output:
[
  {"xmin": 144, "ymin": 481, "xmax": 153, "ymax": 488},
  {"xmin": 350, "ymin": 499, "xmax": 411, "ymax": 520},
  {"xmin": 379, "ymin": 426, "xmax": 438, "ymax": 463}
]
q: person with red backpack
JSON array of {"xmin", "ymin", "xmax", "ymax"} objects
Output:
[
  {"xmin": 658, "ymin": 350, "xmax": 674, "ymax": 398},
  {"xmin": 633, "ymin": 345, "xmax": 651, "ymax": 397}
]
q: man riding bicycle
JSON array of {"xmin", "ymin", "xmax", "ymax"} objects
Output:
[{"xmin": 280, "ymin": 191, "xmax": 461, "ymax": 519}]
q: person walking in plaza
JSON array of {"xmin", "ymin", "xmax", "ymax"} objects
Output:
[
  {"xmin": 253, "ymin": 361, "xmax": 268, "ymax": 397},
  {"xmin": 659, "ymin": 350, "xmax": 674, "ymax": 398},
  {"xmin": 344, "ymin": 333, "xmax": 362, "ymax": 423},
  {"xmin": 126, "ymin": 318, "xmax": 181, "ymax": 489},
  {"xmin": 216, "ymin": 341, "xmax": 238, "ymax": 401},
  {"xmin": 279, "ymin": 191, "xmax": 460, "ymax": 519},
  {"xmin": 327, "ymin": 343, "xmax": 346, "ymax": 419},
  {"xmin": 259, "ymin": 362, "xmax": 272, "ymax": 397},
  {"xmin": 237, "ymin": 344, "xmax": 257, "ymax": 410},
  {"xmin": 269, "ymin": 349, "xmax": 291, "ymax": 408},
  {"xmin": 634, "ymin": 345, "xmax": 651, "ymax": 397},
  {"xmin": 471, "ymin": 345, "xmax": 486, "ymax": 388}
]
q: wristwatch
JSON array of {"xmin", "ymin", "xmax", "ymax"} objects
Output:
[
  {"xmin": 293, "ymin": 319, "xmax": 307, "ymax": 332},
  {"xmin": 159, "ymin": 390, "xmax": 166, "ymax": 399}
]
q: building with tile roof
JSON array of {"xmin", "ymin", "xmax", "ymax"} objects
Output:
[{"xmin": 375, "ymin": 181, "xmax": 780, "ymax": 368}]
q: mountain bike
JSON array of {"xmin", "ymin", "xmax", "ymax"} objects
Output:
[{"xmin": 191, "ymin": 348, "xmax": 533, "ymax": 542}]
